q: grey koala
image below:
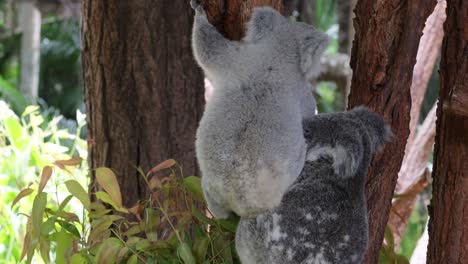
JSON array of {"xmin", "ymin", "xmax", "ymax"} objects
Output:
[
  {"xmin": 235, "ymin": 107, "xmax": 392, "ymax": 264},
  {"xmin": 191, "ymin": 2, "xmax": 329, "ymax": 219}
]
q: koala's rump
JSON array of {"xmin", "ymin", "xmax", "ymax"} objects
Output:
[
  {"xmin": 195, "ymin": 86, "xmax": 306, "ymax": 217},
  {"xmin": 235, "ymin": 168, "xmax": 368, "ymax": 264}
]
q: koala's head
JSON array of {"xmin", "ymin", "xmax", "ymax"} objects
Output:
[{"xmin": 244, "ymin": 7, "xmax": 330, "ymax": 79}]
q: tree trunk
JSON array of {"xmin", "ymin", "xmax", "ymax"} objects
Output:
[
  {"xmin": 337, "ymin": 0, "xmax": 352, "ymax": 54},
  {"xmin": 81, "ymin": 0, "xmax": 204, "ymax": 208},
  {"xmin": 202, "ymin": 0, "xmax": 283, "ymax": 40},
  {"xmin": 347, "ymin": 0, "xmax": 436, "ymax": 263},
  {"xmin": 298, "ymin": 0, "xmax": 315, "ymax": 26},
  {"xmin": 334, "ymin": 0, "xmax": 354, "ymax": 110},
  {"xmin": 18, "ymin": 0, "xmax": 41, "ymax": 100},
  {"xmin": 427, "ymin": 0, "xmax": 468, "ymax": 262},
  {"xmin": 389, "ymin": 0, "xmax": 446, "ymax": 248}
]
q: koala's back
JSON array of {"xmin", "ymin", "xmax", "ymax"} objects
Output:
[
  {"xmin": 196, "ymin": 80, "xmax": 306, "ymax": 217},
  {"xmin": 236, "ymin": 159, "xmax": 368, "ymax": 264}
]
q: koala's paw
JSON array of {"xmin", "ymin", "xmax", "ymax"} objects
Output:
[{"xmin": 190, "ymin": 0, "xmax": 205, "ymax": 14}]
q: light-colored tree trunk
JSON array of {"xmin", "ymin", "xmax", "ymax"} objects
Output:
[
  {"xmin": 388, "ymin": 0, "xmax": 446, "ymax": 248},
  {"xmin": 18, "ymin": 0, "xmax": 41, "ymax": 100}
]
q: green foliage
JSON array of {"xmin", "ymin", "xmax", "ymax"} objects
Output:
[
  {"xmin": 0, "ymin": 100, "xmax": 87, "ymax": 263},
  {"xmin": 40, "ymin": 19, "xmax": 83, "ymax": 118},
  {"xmin": 315, "ymin": 0, "xmax": 337, "ymax": 32},
  {"xmin": 315, "ymin": 82, "xmax": 338, "ymax": 113},
  {"xmin": 13, "ymin": 157, "xmax": 240, "ymax": 263},
  {"xmin": 398, "ymin": 201, "xmax": 428, "ymax": 259},
  {"xmin": 0, "ymin": 74, "xmax": 28, "ymax": 114},
  {"xmin": 0, "ymin": 15, "xmax": 82, "ymax": 118},
  {"xmin": 2, "ymin": 101, "xmax": 238, "ymax": 263},
  {"xmin": 379, "ymin": 226, "xmax": 410, "ymax": 264}
]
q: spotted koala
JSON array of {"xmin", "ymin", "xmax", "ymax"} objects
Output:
[
  {"xmin": 235, "ymin": 107, "xmax": 392, "ymax": 264},
  {"xmin": 191, "ymin": 1, "xmax": 329, "ymax": 219}
]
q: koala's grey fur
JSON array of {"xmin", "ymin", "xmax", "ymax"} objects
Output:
[
  {"xmin": 235, "ymin": 107, "xmax": 392, "ymax": 264},
  {"xmin": 191, "ymin": 2, "xmax": 329, "ymax": 218}
]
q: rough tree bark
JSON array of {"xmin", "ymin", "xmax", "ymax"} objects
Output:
[
  {"xmin": 347, "ymin": 0, "xmax": 436, "ymax": 263},
  {"xmin": 427, "ymin": 0, "xmax": 468, "ymax": 262},
  {"xmin": 18, "ymin": 0, "xmax": 41, "ymax": 100},
  {"xmin": 202, "ymin": 0, "xmax": 283, "ymax": 40},
  {"xmin": 81, "ymin": 1, "xmax": 204, "ymax": 207}
]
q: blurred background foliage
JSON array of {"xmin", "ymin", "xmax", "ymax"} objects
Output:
[{"xmin": 0, "ymin": 0, "xmax": 438, "ymax": 263}]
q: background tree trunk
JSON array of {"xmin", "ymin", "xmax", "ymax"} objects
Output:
[
  {"xmin": 81, "ymin": 0, "xmax": 204, "ymax": 208},
  {"xmin": 18, "ymin": 0, "xmax": 41, "ymax": 100},
  {"xmin": 334, "ymin": 0, "xmax": 354, "ymax": 110},
  {"xmin": 427, "ymin": 0, "xmax": 468, "ymax": 262},
  {"xmin": 347, "ymin": 0, "xmax": 436, "ymax": 263},
  {"xmin": 389, "ymin": 0, "xmax": 446, "ymax": 248}
]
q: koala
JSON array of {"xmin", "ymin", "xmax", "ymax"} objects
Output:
[
  {"xmin": 235, "ymin": 107, "xmax": 392, "ymax": 264},
  {"xmin": 191, "ymin": 1, "xmax": 329, "ymax": 219}
]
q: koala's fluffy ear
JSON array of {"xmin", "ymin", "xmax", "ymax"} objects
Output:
[
  {"xmin": 245, "ymin": 7, "xmax": 280, "ymax": 42},
  {"xmin": 299, "ymin": 30, "xmax": 330, "ymax": 79},
  {"xmin": 352, "ymin": 106, "xmax": 393, "ymax": 152}
]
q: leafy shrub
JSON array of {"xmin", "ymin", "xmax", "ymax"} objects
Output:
[
  {"xmin": 2, "ymin": 102, "xmax": 238, "ymax": 264},
  {"xmin": 13, "ymin": 158, "xmax": 239, "ymax": 264},
  {"xmin": 0, "ymin": 100, "xmax": 87, "ymax": 263}
]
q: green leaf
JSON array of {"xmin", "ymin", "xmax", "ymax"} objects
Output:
[
  {"xmin": 212, "ymin": 234, "xmax": 233, "ymax": 262},
  {"xmin": 57, "ymin": 220, "xmax": 81, "ymax": 238},
  {"xmin": 127, "ymin": 254, "xmax": 139, "ymax": 264},
  {"xmin": 88, "ymin": 209, "xmax": 112, "ymax": 218},
  {"xmin": 21, "ymin": 105, "xmax": 40, "ymax": 118},
  {"xmin": 217, "ymin": 214, "xmax": 240, "ymax": 233},
  {"xmin": 70, "ymin": 253, "xmax": 89, "ymax": 264},
  {"xmin": 135, "ymin": 239, "xmax": 151, "ymax": 251},
  {"xmin": 95, "ymin": 167, "xmax": 123, "ymax": 207},
  {"xmin": 396, "ymin": 255, "xmax": 410, "ymax": 264},
  {"xmin": 65, "ymin": 180, "xmax": 91, "ymax": 210},
  {"xmin": 123, "ymin": 224, "xmax": 142, "ymax": 237},
  {"xmin": 89, "ymin": 218, "xmax": 113, "ymax": 242},
  {"xmin": 96, "ymin": 238, "xmax": 124, "ymax": 264},
  {"xmin": 192, "ymin": 207, "xmax": 217, "ymax": 227},
  {"xmin": 183, "ymin": 176, "xmax": 205, "ymax": 201},
  {"xmin": 384, "ymin": 225, "xmax": 395, "ymax": 250},
  {"xmin": 41, "ymin": 216, "xmax": 58, "ymax": 236},
  {"xmin": 0, "ymin": 76, "xmax": 29, "ymax": 112},
  {"xmin": 42, "ymin": 195, "xmax": 75, "ymax": 236},
  {"xmin": 11, "ymin": 188, "xmax": 34, "ymax": 208},
  {"xmin": 177, "ymin": 242, "xmax": 196, "ymax": 264},
  {"xmin": 4, "ymin": 117, "xmax": 25, "ymax": 149},
  {"xmin": 144, "ymin": 208, "xmax": 160, "ymax": 241},
  {"xmin": 32, "ymin": 192, "xmax": 47, "ymax": 238},
  {"xmin": 95, "ymin": 191, "xmax": 128, "ymax": 213},
  {"xmin": 39, "ymin": 239, "xmax": 50, "ymax": 263},
  {"xmin": 116, "ymin": 247, "xmax": 130, "ymax": 263},
  {"xmin": 56, "ymin": 228, "xmax": 73, "ymax": 264},
  {"xmin": 193, "ymin": 236, "xmax": 210, "ymax": 263}
]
